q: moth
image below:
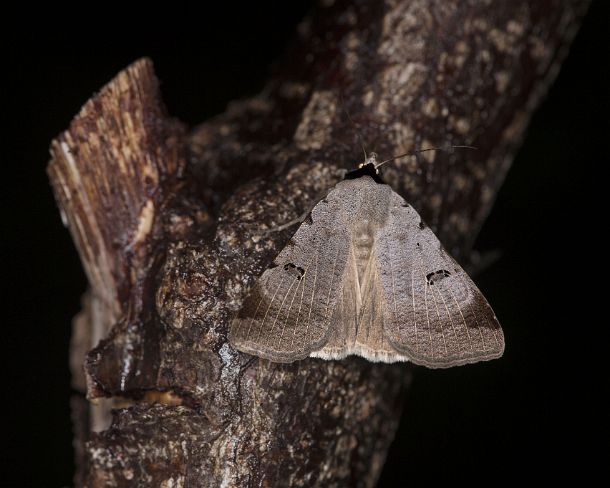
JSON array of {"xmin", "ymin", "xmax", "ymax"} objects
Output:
[{"xmin": 229, "ymin": 152, "xmax": 504, "ymax": 368}]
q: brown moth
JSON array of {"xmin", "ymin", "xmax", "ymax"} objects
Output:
[{"xmin": 229, "ymin": 153, "xmax": 504, "ymax": 368}]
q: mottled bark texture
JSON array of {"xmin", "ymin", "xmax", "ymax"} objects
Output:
[{"xmin": 48, "ymin": 1, "xmax": 588, "ymax": 486}]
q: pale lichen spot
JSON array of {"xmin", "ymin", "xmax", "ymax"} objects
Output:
[
  {"xmin": 494, "ymin": 71, "xmax": 510, "ymax": 93},
  {"xmin": 381, "ymin": 4, "xmax": 419, "ymax": 38},
  {"xmin": 429, "ymin": 193, "xmax": 443, "ymax": 210},
  {"xmin": 294, "ymin": 90, "xmax": 337, "ymax": 150},
  {"xmin": 454, "ymin": 117, "xmax": 470, "ymax": 135},
  {"xmin": 279, "ymin": 82, "xmax": 310, "ymax": 99},
  {"xmin": 362, "ymin": 88, "xmax": 375, "ymax": 107},
  {"xmin": 345, "ymin": 31, "xmax": 360, "ymax": 50},
  {"xmin": 529, "ymin": 35, "xmax": 549, "ymax": 61},
  {"xmin": 422, "ymin": 98, "xmax": 439, "ymax": 118},
  {"xmin": 455, "ymin": 40, "xmax": 469, "ymax": 54},
  {"xmin": 437, "ymin": 51, "xmax": 449, "ymax": 71},
  {"xmin": 479, "ymin": 49, "xmax": 492, "ymax": 63},
  {"xmin": 449, "ymin": 213, "xmax": 470, "ymax": 235},
  {"xmin": 378, "ymin": 63, "xmax": 428, "ymax": 110},
  {"xmin": 502, "ymin": 110, "xmax": 528, "ymax": 142},
  {"xmin": 405, "ymin": 175, "xmax": 420, "ymax": 196},
  {"xmin": 376, "ymin": 97, "xmax": 390, "ymax": 116},
  {"xmin": 481, "ymin": 185, "xmax": 494, "ymax": 205},
  {"xmin": 453, "ymin": 174, "xmax": 469, "ymax": 193},
  {"xmin": 506, "ymin": 20, "xmax": 524, "ymax": 36},
  {"xmin": 390, "ymin": 123, "xmax": 415, "ymax": 153},
  {"xmin": 471, "ymin": 18, "xmax": 489, "ymax": 32},
  {"xmin": 378, "ymin": 1, "xmax": 431, "ymax": 60},
  {"xmin": 344, "ymin": 51, "xmax": 359, "ymax": 71},
  {"xmin": 453, "ymin": 53, "xmax": 467, "ymax": 69},
  {"xmin": 331, "ymin": 404, "xmax": 342, "ymax": 417},
  {"xmin": 472, "ymin": 164, "xmax": 487, "ymax": 181},
  {"xmin": 245, "ymin": 96, "xmax": 273, "ymax": 113},
  {"xmin": 343, "ymin": 32, "xmax": 360, "ymax": 70},
  {"xmin": 220, "ymin": 124, "xmax": 233, "ymax": 136},
  {"xmin": 421, "ymin": 139, "xmax": 436, "ymax": 163},
  {"xmin": 160, "ymin": 475, "xmax": 185, "ymax": 488},
  {"xmin": 489, "ymin": 28, "xmax": 513, "ymax": 53},
  {"xmin": 397, "ymin": 63, "xmax": 426, "ymax": 86}
]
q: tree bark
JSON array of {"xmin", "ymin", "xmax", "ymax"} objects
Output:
[{"xmin": 48, "ymin": 1, "xmax": 588, "ymax": 486}]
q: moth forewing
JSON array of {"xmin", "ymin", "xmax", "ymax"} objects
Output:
[{"xmin": 229, "ymin": 189, "xmax": 353, "ymax": 362}]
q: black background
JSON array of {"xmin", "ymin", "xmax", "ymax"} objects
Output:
[{"xmin": 2, "ymin": 2, "xmax": 606, "ymax": 486}]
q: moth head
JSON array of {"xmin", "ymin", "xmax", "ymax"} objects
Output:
[{"xmin": 357, "ymin": 152, "xmax": 380, "ymax": 173}]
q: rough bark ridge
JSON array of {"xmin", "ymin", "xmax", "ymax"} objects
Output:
[{"xmin": 48, "ymin": 1, "xmax": 588, "ymax": 486}]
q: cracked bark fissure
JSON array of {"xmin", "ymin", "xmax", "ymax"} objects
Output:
[{"xmin": 47, "ymin": 1, "xmax": 588, "ymax": 486}]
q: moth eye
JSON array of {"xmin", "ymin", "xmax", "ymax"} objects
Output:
[
  {"xmin": 418, "ymin": 221, "xmax": 426, "ymax": 229},
  {"xmin": 426, "ymin": 269, "xmax": 452, "ymax": 285},
  {"xmin": 284, "ymin": 262, "xmax": 305, "ymax": 280}
]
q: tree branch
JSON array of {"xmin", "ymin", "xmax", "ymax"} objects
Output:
[{"xmin": 48, "ymin": 1, "xmax": 588, "ymax": 486}]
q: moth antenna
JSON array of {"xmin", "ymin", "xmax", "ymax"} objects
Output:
[{"xmin": 375, "ymin": 145, "xmax": 477, "ymax": 168}]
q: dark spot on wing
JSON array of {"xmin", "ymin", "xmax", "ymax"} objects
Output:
[
  {"xmin": 304, "ymin": 214, "xmax": 313, "ymax": 225},
  {"xmin": 237, "ymin": 287, "xmax": 270, "ymax": 321},
  {"xmin": 418, "ymin": 220, "xmax": 426, "ymax": 229},
  {"xmin": 426, "ymin": 269, "xmax": 451, "ymax": 285},
  {"xmin": 284, "ymin": 263, "xmax": 305, "ymax": 280}
]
